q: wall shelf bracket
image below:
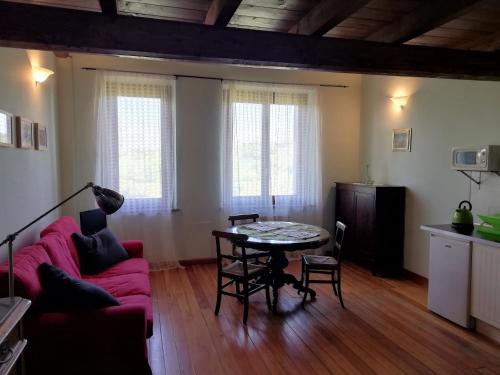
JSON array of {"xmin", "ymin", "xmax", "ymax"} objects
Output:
[{"xmin": 459, "ymin": 170, "xmax": 481, "ymax": 186}]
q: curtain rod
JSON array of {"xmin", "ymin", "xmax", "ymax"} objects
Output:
[{"xmin": 80, "ymin": 67, "xmax": 349, "ymax": 88}]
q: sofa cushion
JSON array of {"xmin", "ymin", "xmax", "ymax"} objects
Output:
[
  {"xmin": 83, "ymin": 272, "xmax": 151, "ymax": 298},
  {"xmin": 40, "ymin": 216, "xmax": 82, "ymax": 269},
  {"xmin": 118, "ymin": 294, "xmax": 153, "ymax": 338},
  {"xmin": 72, "ymin": 229, "xmax": 129, "ymax": 275},
  {"xmin": 38, "ymin": 232, "xmax": 81, "ymax": 279},
  {"xmin": 38, "ymin": 263, "xmax": 119, "ymax": 311},
  {"xmin": 88, "ymin": 258, "xmax": 149, "ymax": 278},
  {"xmin": 0, "ymin": 244, "xmax": 51, "ymax": 304}
]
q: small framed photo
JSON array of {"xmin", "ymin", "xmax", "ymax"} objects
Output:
[
  {"xmin": 16, "ymin": 117, "xmax": 33, "ymax": 149},
  {"xmin": 34, "ymin": 123, "xmax": 48, "ymax": 151},
  {"xmin": 392, "ymin": 128, "xmax": 412, "ymax": 152},
  {"xmin": 0, "ymin": 110, "xmax": 14, "ymax": 147}
]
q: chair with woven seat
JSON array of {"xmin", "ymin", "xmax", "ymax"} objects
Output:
[
  {"xmin": 300, "ymin": 221, "xmax": 347, "ymax": 308},
  {"xmin": 228, "ymin": 214, "xmax": 271, "ymax": 263},
  {"xmin": 213, "ymin": 230, "xmax": 272, "ymax": 324}
]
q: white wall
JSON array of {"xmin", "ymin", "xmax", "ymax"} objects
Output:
[
  {"xmin": 0, "ymin": 48, "xmax": 60, "ymax": 257},
  {"xmin": 360, "ymin": 75, "xmax": 500, "ymax": 277},
  {"xmin": 57, "ymin": 54, "xmax": 361, "ymax": 262}
]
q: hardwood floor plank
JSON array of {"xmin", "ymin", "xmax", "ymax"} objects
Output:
[
  {"xmin": 166, "ymin": 269, "xmax": 227, "ymax": 375},
  {"xmin": 342, "ymin": 265, "xmax": 500, "ymax": 372},
  {"xmin": 148, "ymin": 272, "xmax": 166, "ymax": 375},
  {"xmin": 148, "ymin": 261, "xmax": 500, "ymax": 375},
  {"xmin": 186, "ymin": 266, "xmax": 274, "ymax": 375}
]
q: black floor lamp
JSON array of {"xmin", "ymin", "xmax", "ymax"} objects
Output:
[{"xmin": 0, "ymin": 182, "xmax": 124, "ymax": 299}]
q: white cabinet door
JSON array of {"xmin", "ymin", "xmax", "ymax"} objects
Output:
[
  {"xmin": 428, "ymin": 234, "xmax": 472, "ymax": 327},
  {"xmin": 471, "ymin": 243, "xmax": 500, "ymax": 329}
]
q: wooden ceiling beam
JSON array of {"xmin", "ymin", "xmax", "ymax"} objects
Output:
[
  {"xmin": 1, "ymin": 2, "xmax": 500, "ymax": 80},
  {"xmin": 366, "ymin": 0, "xmax": 482, "ymax": 44},
  {"xmin": 289, "ymin": 0, "xmax": 371, "ymax": 36},
  {"xmin": 99, "ymin": 0, "xmax": 117, "ymax": 16},
  {"xmin": 204, "ymin": 0, "xmax": 242, "ymax": 26},
  {"xmin": 53, "ymin": 51, "xmax": 70, "ymax": 58}
]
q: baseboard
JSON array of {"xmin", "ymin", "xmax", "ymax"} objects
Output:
[
  {"xmin": 476, "ymin": 319, "xmax": 500, "ymax": 345},
  {"xmin": 402, "ymin": 269, "xmax": 428, "ymax": 285},
  {"xmin": 179, "ymin": 258, "xmax": 217, "ymax": 266}
]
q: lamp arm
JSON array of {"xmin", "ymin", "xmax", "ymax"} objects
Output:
[{"xmin": 0, "ymin": 182, "xmax": 94, "ymax": 247}]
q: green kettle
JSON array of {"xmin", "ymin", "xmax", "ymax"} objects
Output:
[{"xmin": 452, "ymin": 200, "xmax": 474, "ymax": 233}]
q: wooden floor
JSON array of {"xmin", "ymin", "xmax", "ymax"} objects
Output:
[{"xmin": 148, "ymin": 261, "xmax": 500, "ymax": 374}]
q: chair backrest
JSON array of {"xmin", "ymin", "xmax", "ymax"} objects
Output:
[
  {"xmin": 334, "ymin": 221, "xmax": 347, "ymax": 263},
  {"xmin": 212, "ymin": 230, "xmax": 251, "ymax": 275},
  {"xmin": 228, "ymin": 213, "xmax": 259, "ymax": 226}
]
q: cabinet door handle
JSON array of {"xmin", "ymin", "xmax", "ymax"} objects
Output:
[{"xmin": 445, "ymin": 244, "xmax": 452, "ymax": 248}]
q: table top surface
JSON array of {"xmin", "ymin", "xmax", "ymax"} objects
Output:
[{"xmin": 225, "ymin": 221, "xmax": 331, "ymax": 251}]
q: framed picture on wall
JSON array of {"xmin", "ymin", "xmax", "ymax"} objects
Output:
[
  {"xmin": 16, "ymin": 116, "xmax": 33, "ymax": 149},
  {"xmin": 34, "ymin": 123, "xmax": 48, "ymax": 150},
  {"xmin": 392, "ymin": 128, "xmax": 412, "ymax": 152},
  {"xmin": 0, "ymin": 109, "xmax": 14, "ymax": 147}
]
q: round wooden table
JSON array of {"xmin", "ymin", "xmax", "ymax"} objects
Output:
[{"xmin": 225, "ymin": 221, "xmax": 331, "ymax": 312}]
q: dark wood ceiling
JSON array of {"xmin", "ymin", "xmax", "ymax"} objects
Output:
[
  {"xmin": 2, "ymin": 0, "xmax": 500, "ymax": 80},
  {"xmin": 7, "ymin": 0, "xmax": 500, "ymax": 51}
]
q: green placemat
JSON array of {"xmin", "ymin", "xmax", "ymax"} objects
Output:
[{"xmin": 236, "ymin": 222, "xmax": 321, "ymax": 241}]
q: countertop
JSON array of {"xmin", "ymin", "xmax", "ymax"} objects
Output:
[{"xmin": 420, "ymin": 224, "xmax": 500, "ymax": 249}]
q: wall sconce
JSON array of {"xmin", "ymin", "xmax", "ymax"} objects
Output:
[
  {"xmin": 390, "ymin": 96, "xmax": 409, "ymax": 110},
  {"xmin": 32, "ymin": 66, "xmax": 54, "ymax": 85}
]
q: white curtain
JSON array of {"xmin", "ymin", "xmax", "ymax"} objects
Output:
[
  {"xmin": 96, "ymin": 71, "xmax": 179, "ymax": 266},
  {"xmin": 221, "ymin": 81, "xmax": 322, "ymax": 222}
]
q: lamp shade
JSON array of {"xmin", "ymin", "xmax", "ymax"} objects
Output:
[
  {"xmin": 390, "ymin": 96, "xmax": 409, "ymax": 109},
  {"xmin": 32, "ymin": 66, "xmax": 54, "ymax": 84},
  {"xmin": 92, "ymin": 185, "xmax": 124, "ymax": 215}
]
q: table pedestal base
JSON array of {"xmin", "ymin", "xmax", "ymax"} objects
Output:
[{"xmin": 267, "ymin": 251, "xmax": 316, "ymax": 313}]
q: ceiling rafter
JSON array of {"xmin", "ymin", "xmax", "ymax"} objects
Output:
[
  {"xmin": 289, "ymin": 0, "xmax": 371, "ymax": 36},
  {"xmin": 365, "ymin": 0, "xmax": 483, "ymax": 44},
  {"xmin": 204, "ymin": 0, "xmax": 242, "ymax": 26},
  {"xmin": 0, "ymin": 1, "xmax": 500, "ymax": 80},
  {"xmin": 99, "ymin": 0, "xmax": 117, "ymax": 16},
  {"xmin": 457, "ymin": 30, "xmax": 500, "ymax": 52}
]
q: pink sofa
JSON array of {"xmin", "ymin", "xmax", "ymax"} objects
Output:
[{"xmin": 0, "ymin": 217, "xmax": 153, "ymax": 375}]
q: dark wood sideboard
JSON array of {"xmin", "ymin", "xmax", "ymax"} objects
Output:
[{"xmin": 335, "ymin": 183, "xmax": 406, "ymax": 276}]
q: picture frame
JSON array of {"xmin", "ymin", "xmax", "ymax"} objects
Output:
[
  {"xmin": 0, "ymin": 109, "xmax": 14, "ymax": 147},
  {"xmin": 34, "ymin": 123, "xmax": 48, "ymax": 151},
  {"xmin": 392, "ymin": 128, "xmax": 412, "ymax": 152},
  {"xmin": 16, "ymin": 116, "xmax": 33, "ymax": 149}
]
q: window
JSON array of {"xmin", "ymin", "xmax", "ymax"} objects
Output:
[
  {"xmin": 117, "ymin": 96, "xmax": 162, "ymax": 199},
  {"xmin": 96, "ymin": 72, "xmax": 176, "ymax": 214},
  {"xmin": 222, "ymin": 82, "xmax": 320, "ymax": 211}
]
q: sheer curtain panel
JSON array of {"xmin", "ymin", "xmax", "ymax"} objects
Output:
[
  {"xmin": 96, "ymin": 71, "xmax": 176, "ymax": 214},
  {"xmin": 96, "ymin": 71, "xmax": 178, "ymax": 266},
  {"xmin": 221, "ymin": 82, "xmax": 321, "ymax": 220}
]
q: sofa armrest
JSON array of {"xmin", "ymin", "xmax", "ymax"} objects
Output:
[
  {"xmin": 122, "ymin": 240, "xmax": 144, "ymax": 258},
  {"xmin": 26, "ymin": 304, "xmax": 147, "ymax": 340}
]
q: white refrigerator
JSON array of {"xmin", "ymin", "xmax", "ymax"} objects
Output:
[{"xmin": 428, "ymin": 233, "xmax": 472, "ymax": 328}]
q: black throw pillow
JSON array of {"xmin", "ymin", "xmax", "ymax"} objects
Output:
[
  {"xmin": 38, "ymin": 263, "xmax": 119, "ymax": 311},
  {"xmin": 71, "ymin": 228, "xmax": 129, "ymax": 275}
]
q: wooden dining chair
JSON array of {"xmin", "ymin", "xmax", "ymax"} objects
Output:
[
  {"xmin": 300, "ymin": 221, "xmax": 347, "ymax": 308},
  {"xmin": 228, "ymin": 214, "xmax": 271, "ymax": 263},
  {"xmin": 213, "ymin": 230, "xmax": 272, "ymax": 324}
]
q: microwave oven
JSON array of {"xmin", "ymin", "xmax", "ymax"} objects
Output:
[{"xmin": 451, "ymin": 146, "xmax": 500, "ymax": 171}]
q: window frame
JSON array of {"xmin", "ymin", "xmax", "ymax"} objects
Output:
[
  {"xmin": 223, "ymin": 84, "xmax": 318, "ymax": 210},
  {"xmin": 100, "ymin": 74, "xmax": 177, "ymax": 214}
]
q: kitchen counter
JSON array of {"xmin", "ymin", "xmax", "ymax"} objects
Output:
[{"xmin": 420, "ymin": 224, "xmax": 500, "ymax": 249}]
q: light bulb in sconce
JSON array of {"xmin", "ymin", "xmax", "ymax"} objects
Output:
[
  {"xmin": 32, "ymin": 66, "xmax": 54, "ymax": 85},
  {"xmin": 390, "ymin": 96, "xmax": 409, "ymax": 110}
]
